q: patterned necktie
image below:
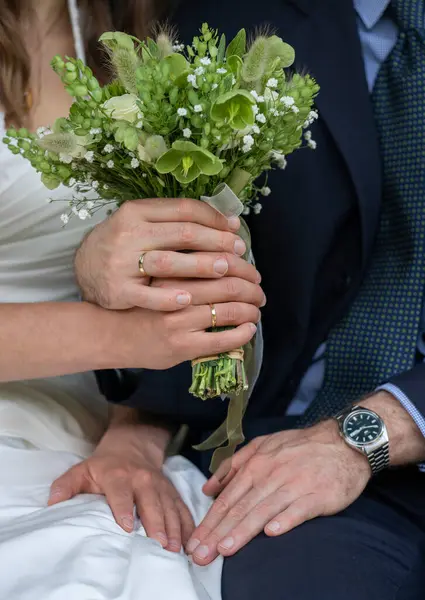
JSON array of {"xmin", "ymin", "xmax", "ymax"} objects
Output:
[{"xmin": 299, "ymin": 0, "xmax": 425, "ymax": 426}]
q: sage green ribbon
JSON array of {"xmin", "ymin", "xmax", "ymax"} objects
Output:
[{"xmin": 196, "ymin": 179, "xmax": 256, "ymax": 473}]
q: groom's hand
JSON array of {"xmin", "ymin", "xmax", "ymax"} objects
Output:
[
  {"xmin": 186, "ymin": 420, "xmax": 371, "ymax": 565},
  {"xmin": 48, "ymin": 417, "xmax": 195, "ymax": 552},
  {"xmin": 75, "ymin": 198, "xmax": 256, "ymax": 311}
]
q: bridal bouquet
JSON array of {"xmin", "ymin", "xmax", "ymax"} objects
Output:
[{"xmin": 4, "ymin": 24, "xmax": 319, "ymax": 463}]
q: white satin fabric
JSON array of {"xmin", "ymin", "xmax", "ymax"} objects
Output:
[{"xmin": 0, "ymin": 112, "xmax": 223, "ymax": 599}]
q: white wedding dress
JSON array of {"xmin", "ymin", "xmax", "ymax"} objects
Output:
[{"xmin": 0, "ymin": 111, "xmax": 223, "ymax": 598}]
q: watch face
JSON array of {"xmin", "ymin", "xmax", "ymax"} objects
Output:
[{"xmin": 343, "ymin": 410, "xmax": 384, "ymax": 446}]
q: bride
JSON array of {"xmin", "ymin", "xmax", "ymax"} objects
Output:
[{"xmin": 0, "ymin": 0, "xmax": 263, "ymax": 598}]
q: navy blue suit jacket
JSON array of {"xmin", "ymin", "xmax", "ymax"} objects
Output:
[{"xmin": 98, "ymin": 0, "xmax": 425, "ymax": 470}]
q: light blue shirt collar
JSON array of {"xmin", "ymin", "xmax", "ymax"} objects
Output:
[{"xmin": 353, "ymin": 0, "xmax": 391, "ymax": 30}]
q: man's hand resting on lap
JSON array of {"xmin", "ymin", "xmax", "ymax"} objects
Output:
[{"xmin": 187, "ymin": 391, "xmax": 425, "ymax": 565}]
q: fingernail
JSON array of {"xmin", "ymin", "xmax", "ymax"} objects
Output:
[
  {"xmin": 194, "ymin": 545, "xmax": 210, "ymax": 559},
  {"xmin": 176, "ymin": 293, "xmax": 191, "ymax": 306},
  {"xmin": 234, "ymin": 239, "xmax": 246, "ymax": 256},
  {"xmin": 154, "ymin": 532, "xmax": 168, "ymax": 547},
  {"xmin": 167, "ymin": 539, "xmax": 181, "ymax": 551},
  {"xmin": 256, "ymin": 272, "xmax": 262, "ymax": 284},
  {"xmin": 267, "ymin": 521, "xmax": 280, "ymax": 533},
  {"xmin": 260, "ymin": 294, "xmax": 267, "ymax": 307},
  {"xmin": 227, "ymin": 216, "xmax": 240, "ymax": 231},
  {"xmin": 214, "ymin": 257, "xmax": 229, "ymax": 275},
  {"xmin": 186, "ymin": 538, "xmax": 201, "ymax": 554},
  {"xmin": 121, "ymin": 517, "xmax": 134, "ymax": 531},
  {"xmin": 219, "ymin": 537, "xmax": 234, "ymax": 550},
  {"xmin": 249, "ymin": 323, "xmax": 257, "ymax": 334}
]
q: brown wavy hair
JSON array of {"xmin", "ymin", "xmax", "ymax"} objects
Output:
[{"xmin": 0, "ymin": 0, "xmax": 167, "ymax": 127}]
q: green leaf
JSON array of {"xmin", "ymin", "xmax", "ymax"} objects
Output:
[
  {"xmin": 267, "ymin": 36, "xmax": 295, "ymax": 68},
  {"xmin": 163, "ymin": 53, "xmax": 190, "ymax": 80},
  {"xmin": 226, "ymin": 55, "xmax": 243, "ymax": 76},
  {"xmin": 192, "ymin": 152, "xmax": 223, "ymax": 176},
  {"xmin": 226, "ymin": 29, "xmax": 246, "ymax": 59},
  {"xmin": 156, "ymin": 149, "xmax": 182, "ymax": 173},
  {"xmin": 217, "ymin": 34, "xmax": 226, "ymax": 63},
  {"xmin": 41, "ymin": 173, "xmax": 61, "ymax": 190},
  {"xmin": 99, "ymin": 31, "xmax": 134, "ymax": 51}
]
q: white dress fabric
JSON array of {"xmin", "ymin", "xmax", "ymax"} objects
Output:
[{"xmin": 0, "ymin": 110, "xmax": 223, "ymax": 599}]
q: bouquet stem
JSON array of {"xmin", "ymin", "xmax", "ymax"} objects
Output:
[{"xmin": 190, "ymin": 338, "xmax": 248, "ymax": 400}]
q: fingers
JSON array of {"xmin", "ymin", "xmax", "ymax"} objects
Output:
[
  {"xmin": 264, "ymin": 493, "xmax": 320, "ymax": 537},
  {"xmin": 120, "ymin": 198, "xmax": 240, "ymax": 232},
  {"xmin": 103, "ymin": 478, "xmax": 136, "ymax": 533},
  {"xmin": 48, "ymin": 464, "xmax": 89, "ymax": 505},
  {"xmin": 144, "ymin": 252, "xmax": 260, "ymax": 283},
  {"xmin": 184, "ymin": 302, "xmax": 261, "ymax": 331},
  {"xmin": 133, "ymin": 222, "xmax": 246, "ymax": 256},
  {"xmin": 124, "ymin": 282, "xmax": 193, "ymax": 311},
  {"xmin": 161, "ymin": 492, "xmax": 184, "ymax": 553},
  {"xmin": 134, "ymin": 481, "xmax": 168, "ymax": 547},
  {"xmin": 191, "ymin": 323, "xmax": 258, "ymax": 359},
  {"xmin": 176, "ymin": 499, "xmax": 196, "ymax": 547}
]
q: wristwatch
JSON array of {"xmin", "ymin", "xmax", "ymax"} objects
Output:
[{"xmin": 334, "ymin": 405, "xmax": 390, "ymax": 475}]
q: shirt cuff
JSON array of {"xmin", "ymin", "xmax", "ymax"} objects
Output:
[{"xmin": 376, "ymin": 383, "xmax": 425, "ymax": 472}]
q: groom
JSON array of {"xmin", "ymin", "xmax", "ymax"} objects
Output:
[{"xmin": 74, "ymin": 0, "xmax": 425, "ymax": 598}]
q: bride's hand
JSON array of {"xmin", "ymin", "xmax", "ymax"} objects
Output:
[
  {"xmin": 75, "ymin": 198, "xmax": 251, "ymax": 311},
  {"xmin": 108, "ymin": 300, "xmax": 259, "ymax": 370},
  {"xmin": 48, "ymin": 421, "xmax": 194, "ymax": 552}
]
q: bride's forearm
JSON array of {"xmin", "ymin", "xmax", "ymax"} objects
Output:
[{"xmin": 0, "ymin": 302, "xmax": 125, "ymax": 382}]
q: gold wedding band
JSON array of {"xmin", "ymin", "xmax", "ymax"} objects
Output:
[
  {"xmin": 138, "ymin": 252, "xmax": 149, "ymax": 277},
  {"xmin": 210, "ymin": 303, "xmax": 217, "ymax": 329}
]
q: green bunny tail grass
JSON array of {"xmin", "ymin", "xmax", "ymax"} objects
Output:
[
  {"xmin": 241, "ymin": 36, "xmax": 269, "ymax": 84},
  {"xmin": 156, "ymin": 32, "xmax": 174, "ymax": 58},
  {"xmin": 111, "ymin": 47, "xmax": 140, "ymax": 95},
  {"xmin": 37, "ymin": 132, "xmax": 78, "ymax": 154}
]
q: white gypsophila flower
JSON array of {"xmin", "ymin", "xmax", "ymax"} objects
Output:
[
  {"xmin": 212, "ymin": 83, "xmax": 218, "ymax": 90},
  {"xmin": 253, "ymin": 203, "xmax": 263, "ymax": 214},
  {"xmin": 194, "ymin": 66, "xmax": 205, "ymax": 76},
  {"xmin": 193, "ymin": 104, "xmax": 203, "ymax": 113},
  {"xmin": 308, "ymin": 139, "xmax": 317, "ymax": 149},
  {"xmin": 232, "ymin": 77, "xmax": 236, "ymax": 85},
  {"xmin": 142, "ymin": 173, "xmax": 147, "ymax": 178},
  {"xmin": 60, "ymin": 213, "xmax": 69, "ymax": 224},
  {"xmin": 250, "ymin": 90, "xmax": 260, "ymax": 100},
  {"xmin": 72, "ymin": 206, "xmax": 79, "ymax": 215},
  {"xmin": 304, "ymin": 130, "xmax": 312, "ymax": 141},
  {"xmin": 242, "ymin": 144, "xmax": 252, "ymax": 153},
  {"xmin": 266, "ymin": 78, "xmax": 278, "ymax": 88},
  {"xmin": 243, "ymin": 134, "xmax": 254, "ymax": 147},
  {"xmin": 256, "ymin": 113, "xmax": 267, "ymax": 124},
  {"xmin": 84, "ymin": 151, "xmax": 94, "ymax": 163},
  {"xmin": 131, "ymin": 158, "xmax": 140, "ymax": 168},
  {"xmin": 172, "ymin": 43, "xmax": 185, "ymax": 52},
  {"xmin": 269, "ymin": 108, "xmax": 280, "ymax": 117},
  {"xmin": 200, "ymin": 57, "xmax": 211, "ymax": 65},
  {"xmin": 242, "ymin": 206, "xmax": 251, "ymax": 215},
  {"xmin": 291, "ymin": 105, "xmax": 300, "ymax": 114},
  {"xmin": 103, "ymin": 144, "xmax": 114, "ymax": 153},
  {"xmin": 260, "ymin": 186, "xmax": 271, "ymax": 196},
  {"xmin": 264, "ymin": 88, "xmax": 279, "ymax": 102},
  {"xmin": 103, "ymin": 184, "xmax": 109, "ymax": 190},
  {"xmin": 217, "ymin": 67, "xmax": 227, "ymax": 74},
  {"xmin": 86, "ymin": 201, "xmax": 95, "ymax": 209},
  {"xmin": 107, "ymin": 160, "xmax": 114, "ymax": 168},
  {"xmin": 137, "ymin": 112, "xmax": 143, "ymax": 120},
  {"xmin": 183, "ymin": 128, "xmax": 192, "ymax": 138},
  {"xmin": 92, "ymin": 180, "xmax": 99, "ymax": 189},
  {"xmin": 78, "ymin": 209, "xmax": 90, "ymax": 220},
  {"xmin": 60, "ymin": 154, "xmax": 73, "ymax": 164},
  {"xmin": 280, "ymin": 95, "xmax": 295, "ymax": 107},
  {"xmin": 177, "ymin": 108, "xmax": 188, "ymax": 117},
  {"xmin": 136, "ymin": 121, "xmax": 143, "ymax": 129},
  {"xmin": 252, "ymin": 124, "xmax": 261, "ymax": 134},
  {"xmin": 252, "ymin": 105, "xmax": 259, "ymax": 115},
  {"xmin": 90, "ymin": 128, "xmax": 102, "ymax": 135},
  {"xmin": 187, "ymin": 74, "xmax": 198, "ymax": 88},
  {"xmin": 68, "ymin": 177, "xmax": 76, "ymax": 187}
]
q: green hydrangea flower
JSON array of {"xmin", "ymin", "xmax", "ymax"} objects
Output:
[
  {"xmin": 156, "ymin": 140, "xmax": 223, "ymax": 184},
  {"xmin": 210, "ymin": 90, "xmax": 255, "ymax": 130}
]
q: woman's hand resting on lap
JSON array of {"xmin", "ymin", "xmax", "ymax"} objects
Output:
[{"xmin": 49, "ymin": 414, "xmax": 193, "ymax": 552}]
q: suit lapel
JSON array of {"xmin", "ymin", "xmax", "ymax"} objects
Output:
[{"xmin": 281, "ymin": 0, "xmax": 382, "ymax": 264}]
